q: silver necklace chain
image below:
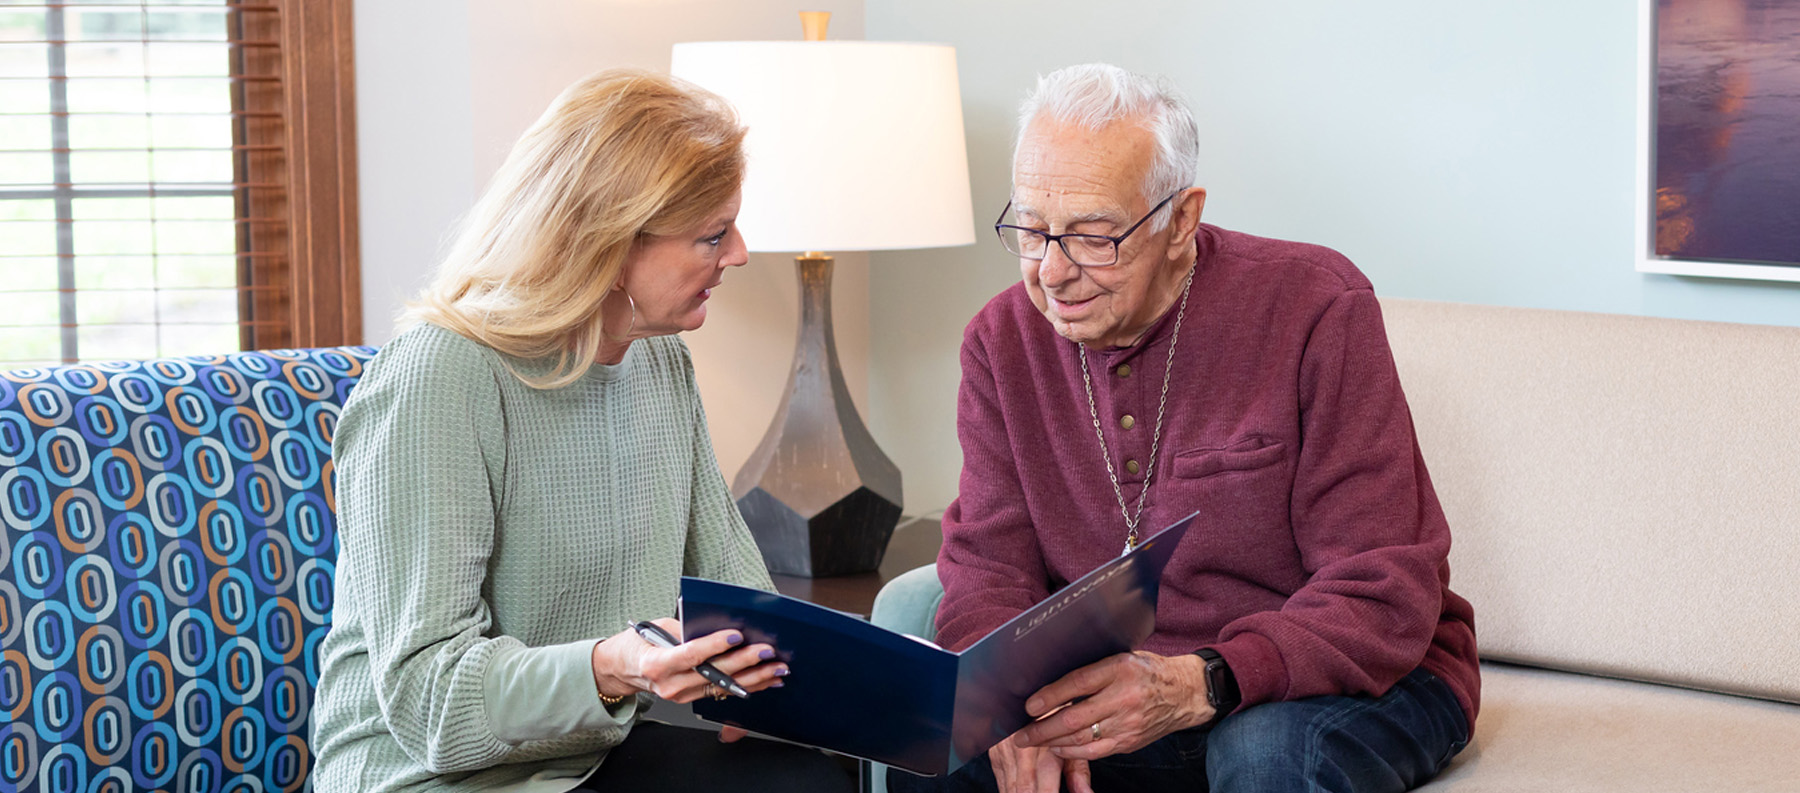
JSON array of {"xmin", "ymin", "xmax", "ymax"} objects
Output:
[{"xmin": 1078, "ymin": 265, "xmax": 1195, "ymax": 555}]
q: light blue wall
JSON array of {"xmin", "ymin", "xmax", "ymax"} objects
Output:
[{"xmin": 864, "ymin": 0, "xmax": 1800, "ymax": 512}]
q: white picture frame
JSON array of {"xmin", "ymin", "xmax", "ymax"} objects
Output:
[{"xmin": 1633, "ymin": 0, "xmax": 1800, "ymax": 283}]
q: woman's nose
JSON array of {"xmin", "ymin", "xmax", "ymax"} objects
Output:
[{"xmin": 722, "ymin": 228, "xmax": 749, "ymax": 268}]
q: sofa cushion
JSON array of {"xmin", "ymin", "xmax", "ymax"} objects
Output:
[
  {"xmin": 1381, "ymin": 299, "xmax": 1800, "ymax": 705},
  {"xmin": 0, "ymin": 348, "xmax": 374, "ymax": 792},
  {"xmin": 1426, "ymin": 663, "xmax": 1800, "ymax": 792}
]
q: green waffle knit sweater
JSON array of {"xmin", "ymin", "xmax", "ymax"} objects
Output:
[{"xmin": 310, "ymin": 323, "xmax": 774, "ymax": 793}]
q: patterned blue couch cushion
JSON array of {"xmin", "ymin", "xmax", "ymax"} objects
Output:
[{"xmin": 1, "ymin": 347, "xmax": 376, "ymax": 793}]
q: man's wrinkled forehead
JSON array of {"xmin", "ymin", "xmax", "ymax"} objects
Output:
[{"xmin": 1011, "ymin": 118, "xmax": 1150, "ymax": 223}]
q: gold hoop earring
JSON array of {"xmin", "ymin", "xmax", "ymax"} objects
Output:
[{"xmin": 606, "ymin": 291, "xmax": 637, "ymax": 342}]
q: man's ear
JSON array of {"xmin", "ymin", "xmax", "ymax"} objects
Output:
[{"xmin": 1167, "ymin": 187, "xmax": 1207, "ymax": 260}]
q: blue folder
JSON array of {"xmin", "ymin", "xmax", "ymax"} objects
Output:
[{"xmin": 682, "ymin": 512, "xmax": 1196, "ymax": 777}]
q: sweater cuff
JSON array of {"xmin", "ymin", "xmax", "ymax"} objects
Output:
[
  {"xmin": 483, "ymin": 639, "xmax": 636, "ymax": 745},
  {"xmin": 1210, "ymin": 632, "xmax": 1287, "ymax": 713}
]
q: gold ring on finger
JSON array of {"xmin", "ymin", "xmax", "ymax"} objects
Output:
[{"xmin": 1090, "ymin": 722, "xmax": 1102, "ymax": 742}]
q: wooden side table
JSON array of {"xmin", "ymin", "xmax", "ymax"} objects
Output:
[{"xmin": 770, "ymin": 516, "xmax": 942, "ymax": 618}]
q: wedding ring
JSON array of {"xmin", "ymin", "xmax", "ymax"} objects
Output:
[
  {"xmin": 707, "ymin": 684, "xmax": 729, "ymax": 701},
  {"xmin": 1090, "ymin": 723, "xmax": 1102, "ymax": 742}
]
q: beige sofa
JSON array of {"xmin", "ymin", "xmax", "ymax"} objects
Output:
[
  {"xmin": 871, "ymin": 298, "xmax": 1800, "ymax": 791},
  {"xmin": 1381, "ymin": 298, "xmax": 1800, "ymax": 791}
]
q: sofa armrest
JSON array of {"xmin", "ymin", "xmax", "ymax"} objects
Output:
[{"xmin": 871, "ymin": 564, "xmax": 943, "ymax": 644}]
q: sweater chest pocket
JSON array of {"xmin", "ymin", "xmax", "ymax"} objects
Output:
[
  {"xmin": 1171, "ymin": 435, "xmax": 1286, "ymax": 480},
  {"xmin": 1166, "ymin": 435, "xmax": 1299, "ymax": 568}
]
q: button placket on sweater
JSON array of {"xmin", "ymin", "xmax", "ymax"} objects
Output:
[{"xmin": 1096, "ymin": 345, "xmax": 1153, "ymax": 494}]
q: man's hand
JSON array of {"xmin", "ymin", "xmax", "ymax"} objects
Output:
[
  {"xmin": 989, "ymin": 734, "xmax": 1093, "ymax": 793},
  {"xmin": 1012, "ymin": 651, "xmax": 1214, "ymax": 761}
]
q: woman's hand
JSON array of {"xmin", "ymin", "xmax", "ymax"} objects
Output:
[{"xmin": 589, "ymin": 618, "xmax": 788, "ymax": 704}]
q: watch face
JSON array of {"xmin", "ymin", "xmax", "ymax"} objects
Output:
[{"xmin": 1205, "ymin": 661, "xmax": 1237, "ymax": 709}]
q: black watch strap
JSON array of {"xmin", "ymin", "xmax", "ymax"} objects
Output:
[{"xmin": 1195, "ymin": 648, "xmax": 1241, "ymax": 718}]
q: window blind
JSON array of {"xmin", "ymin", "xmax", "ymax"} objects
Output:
[{"xmin": 0, "ymin": 0, "xmax": 357, "ymax": 368}]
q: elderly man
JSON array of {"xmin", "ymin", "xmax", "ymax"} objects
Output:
[{"xmin": 891, "ymin": 64, "xmax": 1478, "ymax": 793}]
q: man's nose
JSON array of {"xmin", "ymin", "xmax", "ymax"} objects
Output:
[{"xmin": 1038, "ymin": 241, "xmax": 1079, "ymax": 286}]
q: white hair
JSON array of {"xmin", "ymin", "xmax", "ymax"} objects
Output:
[{"xmin": 1015, "ymin": 63, "xmax": 1199, "ymax": 230}]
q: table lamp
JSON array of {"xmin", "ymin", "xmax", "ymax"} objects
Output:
[{"xmin": 672, "ymin": 13, "xmax": 973, "ymax": 577}]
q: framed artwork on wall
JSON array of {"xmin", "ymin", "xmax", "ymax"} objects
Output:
[{"xmin": 1635, "ymin": 0, "xmax": 1800, "ymax": 282}]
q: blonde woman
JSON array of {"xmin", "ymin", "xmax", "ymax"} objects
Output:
[{"xmin": 310, "ymin": 70, "xmax": 853, "ymax": 793}]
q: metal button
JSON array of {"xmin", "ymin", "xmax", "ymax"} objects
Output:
[
  {"xmin": 1117, "ymin": 364, "xmax": 1132, "ymax": 378},
  {"xmin": 1120, "ymin": 414, "xmax": 1135, "ymax": 430},
  {"xmin": 1125, "ymin": 459, "xmax": 1141, "ymax": 475}
]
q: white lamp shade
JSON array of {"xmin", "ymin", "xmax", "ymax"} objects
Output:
[{"xmin": 671, "ymin": 41, "xmax": 975, "ymax": 253}]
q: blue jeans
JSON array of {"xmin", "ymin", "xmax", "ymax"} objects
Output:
[{"xmin": 889, "ymin": 667, "xmax": 1470, "ymax": 793}]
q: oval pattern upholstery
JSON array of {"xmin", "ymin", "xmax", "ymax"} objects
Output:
[{"xmin": 0, "ymin": 347, "xmax": 376, "ymax": 793}]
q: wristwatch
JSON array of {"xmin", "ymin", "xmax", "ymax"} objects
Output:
[{"xmin": 1195, "ymin": 648, "xmax": 1241, "ymax": 721}]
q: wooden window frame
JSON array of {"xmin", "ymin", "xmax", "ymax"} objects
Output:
[{"xmin": 240, "ymin": 0, "xmax": 361, "ymax": 349}]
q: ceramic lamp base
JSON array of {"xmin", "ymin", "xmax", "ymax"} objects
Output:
[{"xmin": 731, "ymin": 254, "xmax": 903, "ymax": 577}]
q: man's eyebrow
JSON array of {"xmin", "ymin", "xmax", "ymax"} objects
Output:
[
  {"xmin": 1065, "ymin": 209, "xmax": 1119, "ymax": 225},
  {"xmin": 1009, "ymin": 202, "xmax": 1120, "ymax": 226}
]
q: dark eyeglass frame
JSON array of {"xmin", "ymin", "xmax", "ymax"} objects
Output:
[{"xmin": 994, "ymin": 191, "xmax": 1180, "ymax": 267}]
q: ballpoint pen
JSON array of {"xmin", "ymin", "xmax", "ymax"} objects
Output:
[{"xmin": 627, "ymin": 620, "xmax": 751, "ymax": 698}]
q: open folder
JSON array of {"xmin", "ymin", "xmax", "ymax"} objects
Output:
[{"xmin": 681, "ymin": 512, "xmax": 1196, "ymax": 777}]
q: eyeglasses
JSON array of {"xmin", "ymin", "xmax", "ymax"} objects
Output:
[{"xmin": 994, "ymin": 192, "xmax": 1178, "ymax": 267}]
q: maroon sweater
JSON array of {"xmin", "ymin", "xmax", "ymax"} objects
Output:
[{"xmin": 936, "ymin": 223, "xmax": 1479, "ymax": 727}]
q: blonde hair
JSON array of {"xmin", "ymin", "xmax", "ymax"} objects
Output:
[{"xmin": 403, "ymin": 68, "xmax": 746, "ymax": 388}]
